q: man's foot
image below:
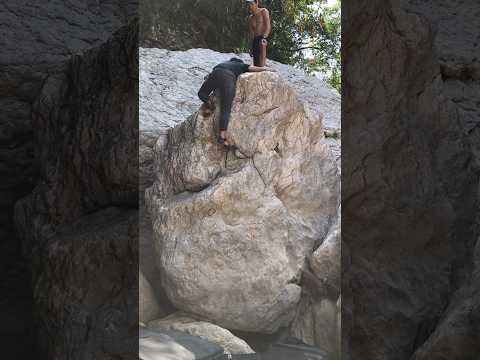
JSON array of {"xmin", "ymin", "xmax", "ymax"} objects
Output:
[{"xmin": 218, "ymin": 130, "xmax": 231, "ymax": 146}]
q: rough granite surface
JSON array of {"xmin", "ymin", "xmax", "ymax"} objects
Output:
[{"xmin": 343, "ymin": 1, "xmax": 480, "ymax": 359}]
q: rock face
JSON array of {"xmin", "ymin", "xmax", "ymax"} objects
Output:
[
  {"xmin": 1, "ymin": 0, "xmax": 135, "ymax": 238},
  {"xmin": 148, "ymin": 312, "xmax": 254, "ymax": 355},
  {"xmin": 291, "ymin": 212, "xmax": 341, "ymax": 357},
  {"xmin": 343, "ymin": 1, "xmax": 480, "ymax": 359},
  {"xmin": 34, "ymin": 207, "xmax": 138, "ymax": 359},
  {"xmin": 15, "ymin": 22, "xmax": 139, "ymax": 251},
  {"xmin": 1, "ymin": 2, "xmax": 136, "ymax": 357},
  {"xmin": 412, "ymin": 245, "xmax": 480, "ymax": 360},
  {"xmin": 12, "ymin": 20, "xmax": 138, "ymax": 359},
  {"xmin": 140, "ymin": 271, "xmax": 160, "ymax": 324},
  {"xmin": 139, "ymin": 47, "xmax": 341, "ymax": 173},
  {"xmin": 291, "ymin": 296, "xmax": 340, "ymax": 358},
  {"xmin": 145, "ymin": 71, "xmax": 340, "ymax": 334},
  {"xmin": 310, "ymin": 212, "xmax": 341, "ymax": 299}
]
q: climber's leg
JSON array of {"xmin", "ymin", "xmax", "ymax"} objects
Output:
[
  {"xmin": 218, "ymin": 75, "xmax": 236, "ymax": 145},
  {"xmin": 259, "ymin": 38, "xmax": 267, "ymax": 67}
]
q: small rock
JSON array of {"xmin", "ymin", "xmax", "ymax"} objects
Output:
[{"xmin": 148, "ymin": 312, "xmax": 255, "ymax": 355}]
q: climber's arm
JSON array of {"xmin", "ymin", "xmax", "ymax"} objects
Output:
[
  {"xmin": 262, "ymin": 9, "xmax": 271, "ymax": 38},
  {"xmin": 247, "ymin": 65, "xmax": 276, "ymax": 72}
]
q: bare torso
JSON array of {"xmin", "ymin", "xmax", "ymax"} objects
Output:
[{"xmin": 248, "ymin": 8, "xmax": 269, "ymax": 38}]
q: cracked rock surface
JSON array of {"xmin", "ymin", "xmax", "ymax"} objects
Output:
[
  {"xmin": 139, "ymin": 47, "xmax": 341, "ymax": 178},
  {"xmin": 145, "ymin": 71, "xmax": 340, "ymax": 334},
  {"xmin": 11, "ymin": 18, "xmax": 138, "ymax": 359},
  {"xmin": 1, "ymin": 1, "xmax": 136, "ymax": 358},
  {"xmin": 343, "ymin": 1, "xmax": 480, "ymax": 359}
]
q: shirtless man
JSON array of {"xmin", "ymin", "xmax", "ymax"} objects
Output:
[{"xmin": 246, "ymin": 0, "xmax": 271, "ymax": 67}]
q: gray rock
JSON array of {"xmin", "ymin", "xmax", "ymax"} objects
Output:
[
  {"xmin": 15, "ymin": 21, "xmax": 138, "ymax": 254},
  {"xmin": 148, "ymin": 312, "xmax": 254, "ymax": 355},
  {"xmin": 343, "ymin": 1, "xmax": 480, "ymax": 359},
  {"xmin": 291, "ymin": 295, "xmax": 340, "ymax": 357},
  {"xmin": 310, "ymin": 211, "xmax": 341, "ymax": 299},
  {"xmin": 12, "ymin": 20, "xmax": 139, "ymax": 359},
  {"xmin": 290, "ymin": 211, "xmax": 341, "ymax": 356},
  {"xmin": 139, "ymin": 327, "xmax": 226, "ymax": 360},
  {"xmin": 33, "ymin": 207, "xmax": 138, "ymax": 359},
  {"xmin": 0, "ymin": 0, "xmax": 135, "ymax": 250},
  {"xmin": 140, "ymin": 271, "xmax": 160, "ymax": 324},
  {"xmin": 412, "ymin": 239, "xmax": 480, "ymax": 359},
  {"xmin": 139, "ymin": 47, "xmax": 340, "ymax": 167},
  {"xmin": 146, "ymin": 71, "xmax": 340, "ymax": 333}
]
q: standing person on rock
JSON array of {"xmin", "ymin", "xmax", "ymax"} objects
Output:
[
  {"xmin": 247, "ymin": 0, "xmax": 271, "ymax": 67},
  {"xmin": 198, "ymin": 58, "xmax": 274, "ymax": 146}
]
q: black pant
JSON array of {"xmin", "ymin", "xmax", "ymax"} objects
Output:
[{"xmin": 197, "ymin": 68, "xmax": 236, "ymax": 131}]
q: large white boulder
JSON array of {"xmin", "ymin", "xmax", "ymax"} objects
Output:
[{"xmin": 146, "ymin": 71, "xmax": 340, "ymax": 333}]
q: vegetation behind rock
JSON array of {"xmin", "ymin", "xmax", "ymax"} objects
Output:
[{"xmin": 139, "ymin": 0, "xmax": 341, "ymax": 91}]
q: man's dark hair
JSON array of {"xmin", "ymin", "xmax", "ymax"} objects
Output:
[{"xmin": 229, "ymin": 57, "xmax": 244, "ymax": 63}]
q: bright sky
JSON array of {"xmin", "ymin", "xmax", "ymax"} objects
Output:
[{"xmin": 313, "ymin": 0, "xmax": 339, "ymax": 11}]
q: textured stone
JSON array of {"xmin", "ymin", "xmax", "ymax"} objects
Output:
[
  {"xmin": 140, "ymin": 327, "xmax": 225, "ymax": 360},
  {"xmin": 12, "ymin": 20, "xmax": 138, "ymax": 359},
  {"xmin": 140, "ymin": 271, "xmax": 160, "ymax": 324},
  {"xmin": 0, "ymin": 0, "xmax": 136, "ymax": 248},
  {"xmin": 290, "ymin": 211, "xmax": 341, "ymax": 356},
  {"xmin": 343, "ymin": 1, "xmax": 480, "ymax": 359},
  {"xmin": 310, "ymin": 211, "xmax": 341, "ymax": 299},
  {"xmin": 146, "ymin": 71, "xmax": 340, "ymax": 333},
  {"xmin": 34, "ymin": 207, "xmax": 138, "ymax": 359},
  {"xmin": 139, "ymin": 47, "xmax": 340, "ymax": 166},
  {"xmin": 148, "ymin": 312, "xmax": 254, "ymax": 355},
  {"xmin": 291, "ymin": 295, "xmax": 340, "ymax": 358},
  {"xmin": 412, "ymin": 238, "xmax": 480, "ymax": 360},
  {"xmin": 1, "ymin": 2, "xmax": 136, "ymax": 358},
  {"xmin": 15, "ymin": 21, "xmax": 138, "ymax": 254}
]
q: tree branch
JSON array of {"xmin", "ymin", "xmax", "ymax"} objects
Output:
[{"xmin": 288, "ymin": 46, "xmax": 324, "ymax": 52}]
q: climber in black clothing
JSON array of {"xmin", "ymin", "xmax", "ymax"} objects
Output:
[{"xmin": 198, "ymin": 58, "xmax": 274, "ymax": 146}]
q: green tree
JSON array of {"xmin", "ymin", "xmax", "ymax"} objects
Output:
[{"xmin": 303, "ymin": 1, "xmax": 341, "ymax": 92}]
